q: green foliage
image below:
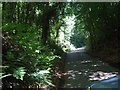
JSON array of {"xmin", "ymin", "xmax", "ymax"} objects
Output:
[
  {"xmin": 70, "ymin": 29, "xmax": 86, "ymax": 48},
  {"xmin": 13, "ymin": 67, "xmax": 26, "ymax": 80},
  {"xmin": 2, "ymin": 2, "xmax": 65, "ymax": 88},
  {"xmin": 72, "ymin": 2, "xmax": 119, "ymax": 51},
  {"xmin": 0, "ymin": 66, "xmax": 12, "ymax": 79},
  {"xmin": 2, "ymin": 2, "xmax": 119, "ymax": 88},
  {"xmin": 29, "ymin": 70, "xmax": 54, "ymax": 86},
  {"xmin": 2, "ymin": 22, "xmax": 61, "ymax": 88}
]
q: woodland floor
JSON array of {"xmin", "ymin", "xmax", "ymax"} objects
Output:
[{"xmin": 61, "ymin": 47, "xmax": 120, "ymax": 88}]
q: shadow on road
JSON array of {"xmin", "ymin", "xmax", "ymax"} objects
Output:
[{"xmin": 62, "ymin": 47, "xmax": 120, "ymax": 88}]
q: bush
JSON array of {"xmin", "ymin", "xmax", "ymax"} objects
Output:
[{"xmin": 2, "ymin": 23, "xmax": 61, "ymax": 88}]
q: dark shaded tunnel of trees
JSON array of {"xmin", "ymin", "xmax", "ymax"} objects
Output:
[{"xmin": 1, "ymin": 2, "xmax": 119, "ymax": 89}]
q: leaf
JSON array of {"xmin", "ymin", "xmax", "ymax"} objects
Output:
[
  {"xmin": 13, "ymin": 67, "xmax": 26, "ymax": 80},
  {"xmin": 0, "ymin": 74, "xmax": 12, "ymax": 79},
  {"xmin": 37, "ymin": 70, "xmax": 50, "ymax": 75},
  {"xmin": 0, "ymin": 66, "xmax": 9, "ymax": 68}
]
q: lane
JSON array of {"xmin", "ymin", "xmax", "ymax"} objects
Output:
[{"xmin": 63, "ymin": 48, "xmax": 120, "ymax": 88}]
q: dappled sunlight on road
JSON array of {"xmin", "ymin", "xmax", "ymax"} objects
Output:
[
  {"xmin": 89, "ymin": 71, "xmax": 118, "ymax": 81},
  {"xmin": 63, "ymin": 48, "xmax": 120, "ymax": 88}
]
